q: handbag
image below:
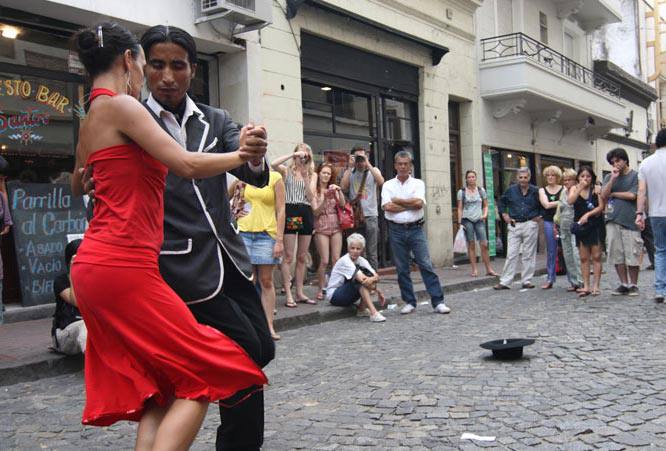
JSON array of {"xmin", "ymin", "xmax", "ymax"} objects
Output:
[
  {"xmin": 336, "ymin": 202, "xmax": 355, "ymax": 230},
  {"xmin": 350, "ymin": 170, "xmax": 369, "ymax": 227}
]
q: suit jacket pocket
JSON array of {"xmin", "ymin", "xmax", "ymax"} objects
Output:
[{"xmin": 160, "ymin": 238, "xmax": 193, "ymax": 255}]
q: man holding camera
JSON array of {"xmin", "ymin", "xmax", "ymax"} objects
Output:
[{"xmin": 340, "ymin": 144, "xmax": 384, "ymax": 270}]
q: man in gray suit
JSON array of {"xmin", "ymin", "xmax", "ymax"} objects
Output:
[{"xmin": 141, "ymin": 26, "xmax": 274, "ymax": 451}]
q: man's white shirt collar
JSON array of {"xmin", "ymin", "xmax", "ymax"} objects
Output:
[{"xmin": 146, "ymin": 93, "xmax": 203, "ymax": 126}]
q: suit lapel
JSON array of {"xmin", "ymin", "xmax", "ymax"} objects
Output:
[{"xmin": 186, "ymin": 113, "xmax": 209, "ymax": 152}]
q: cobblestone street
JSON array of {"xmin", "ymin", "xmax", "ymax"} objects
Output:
[{"xmin": 2, "ymin": 274, "xmax": 666, "ymax": 450}]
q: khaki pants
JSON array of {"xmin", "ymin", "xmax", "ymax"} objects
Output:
[
  {"xmin": 53, "ymin": 320, "xmax": 87, "ymax": 355},
  {"xmin": 500, "ymin": 220, "xmax": 539, "ymax": 287}
]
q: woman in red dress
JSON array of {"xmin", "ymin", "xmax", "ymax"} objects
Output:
[{"xmin": 69, "ymin": 23, "xmax": 268, "ymax": 450}]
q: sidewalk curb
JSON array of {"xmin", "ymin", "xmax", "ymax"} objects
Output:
[{"xmin": 1, "ymin": 267, "xmax": 545, "ymax": 386}]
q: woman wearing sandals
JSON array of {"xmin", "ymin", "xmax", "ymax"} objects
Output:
[
  {"xmin": 567, "ymin": 166, "xmax": 605, "ymax": 297},
  {"xmin": 312, "ymin": 163, "xmax": 345, "ymax": 301},
  {"xmin": 271, "ymin": 144, "xmax": 317, "ymax": 307},
  {"xmin": 456, "ymin": 170, "xmax": 497, "ymax": 277},
  {"xmin": 231, "ymin": 171, "xmax": 286, "ymax": 341},
  {"xmin": 539, "ymin": 166, "xmax": 564, "ymax": 289}
]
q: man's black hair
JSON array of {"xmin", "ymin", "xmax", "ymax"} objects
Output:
[
  {"xmin": 65, "ymin": 239, "xmax": 83, "ymax": 268},
  {"xmin": 606, "ymin": 147, "xmax": 629, "ymax": 166},
  {"xmin": 350, "ymin": 144, "xmax": 367, "ymax": 155},
  {"xmin": 656, "ymin": 128, "xmax": 666, "ymax": 149},
  {"xmin": 140, "ymin": 25, "xmax": 197, "ymax": 65}
]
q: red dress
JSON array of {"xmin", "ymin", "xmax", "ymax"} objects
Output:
[{"xmin": 71, "ymin": 89, "xmax": 267, "ymax": 426}]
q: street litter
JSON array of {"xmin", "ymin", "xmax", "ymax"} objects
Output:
[
  {"xmin": 419, "ymin": 301, "xmax": 429, "ymax": 305},
  {"xmin": 387, "ymin": 304, "xmax": 397, "ymax": 310},
  {"xmin": 461, "ymin": 433, "xmax": 496, "ymax": 442}
]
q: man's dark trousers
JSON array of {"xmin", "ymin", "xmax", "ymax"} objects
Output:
[{"xmin": 188, "ymin": 253, "xmax": 275, "ymax": 451}]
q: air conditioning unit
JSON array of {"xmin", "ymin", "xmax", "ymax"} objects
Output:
[{"xmin": 196, "ymin": 0, "xmax": 273, "ymax": 33}]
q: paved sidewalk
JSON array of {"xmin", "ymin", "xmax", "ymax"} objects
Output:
[{"xmin": 0, "ymin": 255, "xmax": 546, "ymax": 386}]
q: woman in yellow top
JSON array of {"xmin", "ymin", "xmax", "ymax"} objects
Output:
[{"xmin": 231, "ymin": 171, "xmax": 286, "ymax": 340}]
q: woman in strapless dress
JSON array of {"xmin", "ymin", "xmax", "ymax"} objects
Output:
[{"xmin": 69, "ymin": 22, "xmax": 268, "ymax": 450}]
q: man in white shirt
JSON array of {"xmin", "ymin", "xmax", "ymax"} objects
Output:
[
  {"xmin": 381, "ymin": 151, "xmax": 450, "ymax": 315},
  {"xmin": 636, "ymin": 128, "xmax": 666, "ymax": 303}
]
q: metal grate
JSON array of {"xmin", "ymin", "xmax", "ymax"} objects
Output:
[{"xmin": 227, "ymin": 0, "xmax": 255, "ymax": 11}]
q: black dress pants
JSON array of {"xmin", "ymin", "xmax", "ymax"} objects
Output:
[{"xmin": 188, "ymin": 253, "xmax": 275, "ymax": 451}]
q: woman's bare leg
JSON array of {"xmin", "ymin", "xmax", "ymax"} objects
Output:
[
  {"xmin": 151, "ymin": 399, "xmax": 208, "ymax": 451},
  {"xmin": 359, "ymin": 286, "xmax": 378, "ymax": 316},
  {"xmin": 579, "ymin": 245, "xmax": 591, "ymax": 293},
  {"xmin": 330, "ymin": 232, "xmax": 343, "ymax": 268},
  {"xmin": 280, "ymin": 234, "xmax": 297, "ymax": 305},
  {"xmin": 591, "ymin": 244, "xmax": 602, "ymax": 293},
  {"xmin": 314, "ymin": 234, "xmax": 330, "ymax": 293},
  {"xmin": 480, "ymin": 241, "xmax": 497, "ymax": 275},
  {"xmin": 294, "ymin": 234, "xmax": 312, "ymax": 300},
  {"xmin": 135, "ymin": 401, "xmax": 168, "ymax": 451},
  {"xmin": 258, "ymin": 264, "xmax": 278, "ymax": 338},
  {"xmin": 467, "ymin": 241, "xmax": 478, "ymax": 276}
]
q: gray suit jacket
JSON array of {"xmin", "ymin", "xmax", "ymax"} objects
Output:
[{"xmin": 149, "ymin": 102, "xmax": 269, "ymax": 304}]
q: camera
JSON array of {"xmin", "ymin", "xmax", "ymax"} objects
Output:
[{"xmin": 354, "ymin": 155, "xmax": 365, "ymax": 163}]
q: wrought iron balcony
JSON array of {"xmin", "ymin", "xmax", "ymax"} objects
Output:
[{"xmin": 480, "ymin": 33, "xmax": 620, "ymax": 101}]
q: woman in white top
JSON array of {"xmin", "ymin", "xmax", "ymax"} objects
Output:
[
  {"xmin": 326, "ymin": 233, "xmax": 386, "ymax": 322},
  {"xmin": 456, "ymin": 170, "xmax": 497, "ymax": 277},
  {"xmin": 271, "ymin": 144, "xmax": 317, "ymax": 307}
]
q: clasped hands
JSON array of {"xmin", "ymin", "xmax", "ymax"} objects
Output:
[{"xmin": 239, "ymin": 123, "xmax": 268, "ymax": 166}]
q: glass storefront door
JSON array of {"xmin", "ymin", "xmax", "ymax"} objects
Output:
[{"xmin": 302, "ymin": 80, "xmax": 419, "ymax": 267}]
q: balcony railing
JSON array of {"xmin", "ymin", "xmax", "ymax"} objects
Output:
[{"xmin": 480, "ymin": 32, "xmax": 620, "ymax": 101}]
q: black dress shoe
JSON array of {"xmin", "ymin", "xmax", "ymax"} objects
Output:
[
  {"xmin": 521, "ymin": 282, "xmax": 535, "ymax": 289},
  {"xmin": 493, "ymin": 284, "xmax": 510, "ymax": 290}
]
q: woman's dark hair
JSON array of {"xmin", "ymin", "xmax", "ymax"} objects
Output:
[
  {"xmin": 577, "ymin": 165, "xmax": 597, "ymax": 185},
  {"xmin": 73, "ymin": 22, "xmax": 141, "ymax": 79},
  {"xmin": 140, "ymin": 25, "xmax": 197, "ymax": 65},
  {"xmin": 65, "ymin": 239, "xmax": 83, "ymax": 268}
]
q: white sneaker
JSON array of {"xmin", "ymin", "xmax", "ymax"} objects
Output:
[
  {"xmin": 356, "ymin": 308, "xmax": 371, "ymax": 317},
  {"xmin": 434, "ymin": 303, "xmax": 451, "ymax": 314},
  {"xmin": 369, "ymin": 312, "xmax": 386, "ymax": 322},
  {"xmin": 400, "ymin": 304, "xmax": 416, "ymax": 315}
]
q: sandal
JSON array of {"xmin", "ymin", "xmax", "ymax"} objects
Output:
[
  {"xmin": 591, "ymin": 290, "xmax": 601, "ymax": 296},
  {"xmin": 271, "ymin": 333, "xmax": 281, "ymax": 341},
  {"xmin": 567, "ymin": 286, "xmax": 579, "ymax": 292},
  {"xmin": 541, "ymin": 282, "xmax": 553, "ymax": 289},
  {"xmin": 578, "ymin": 290, "xmax": 591, "ymax": 298},
  {"xmin": 316, "ymin": 290, "xmax": 325, "ymax": 301},
  {"xmin": 284, "ymin": 300, "xmax": 298, "ymax": 308},
  {"xmin": 486, "ymin": 270, "xmax": 499, "ymax": 277},
  {"xmin": 297, "ymin": 297, "xmax": 317, "ymax": 305}
]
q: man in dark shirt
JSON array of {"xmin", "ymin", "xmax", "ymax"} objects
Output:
[
  {"xmin": 52, "ymin": 239, "xmax": 86, "ymax": 355},
  {"xmin": 494, "ymin": 167, "xmax": 542, "ymax": 290}
]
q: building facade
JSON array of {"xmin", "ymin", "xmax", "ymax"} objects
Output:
[
  {"xmin": 0, "ymin": 0, "xmax": 482, "ymax": 315},
  {"xmin": 475, "ymin": 0, "xmax": 655, "ymax": 255}
]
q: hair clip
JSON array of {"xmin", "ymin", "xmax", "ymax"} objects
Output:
[{"xmin": 97, "ymin": 25, "xmax": 104, "ymax": 48}]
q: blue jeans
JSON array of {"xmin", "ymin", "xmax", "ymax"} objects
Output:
[
  {"xmin": 388, "ymin": 222, "xmax": 444, "ymax": 307},
  {"xmin": 650, "ymin": 217, "xmax": 666, "ymax": 296},
  {"xmin": 543, "ymin": 221, "xmax": 558, "ymax": 283}
]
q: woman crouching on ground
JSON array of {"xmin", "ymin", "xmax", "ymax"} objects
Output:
[{"xmin": 326, "ymin": 233, "xmax": 386, "ymax": 322}]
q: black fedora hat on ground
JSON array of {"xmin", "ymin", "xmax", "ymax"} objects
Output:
[{"xmin": 480, "ymin": 338, "xmax": 535, "ymax": 360}]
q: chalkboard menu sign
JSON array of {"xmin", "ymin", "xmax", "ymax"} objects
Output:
[{"xmin": 7, "ymin": 182, "xmax": 87, "ymax": 306}]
